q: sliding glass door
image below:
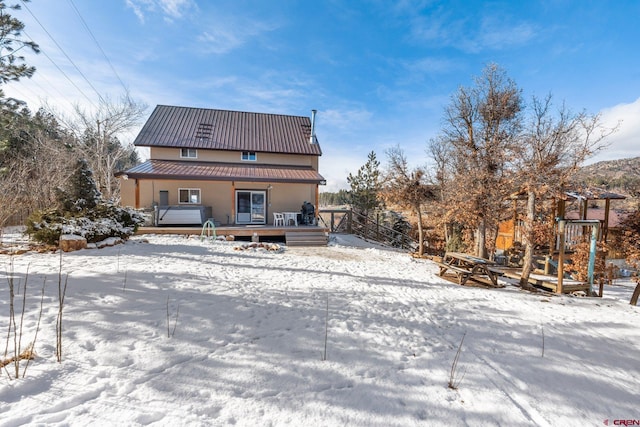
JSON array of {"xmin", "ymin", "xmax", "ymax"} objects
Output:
[{"xmin": 235, "ymin": 190, "xmax": 266, "ymax": 224}]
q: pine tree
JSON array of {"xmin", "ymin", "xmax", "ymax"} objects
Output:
[
  {"xmin": 58, "ymin": 159, "xmax": 102, "ymax": 212},
  {"xmin": 0, "ymin": 1, "xmax": 40, "ymax": 103},
  {"xmin": 346, "ymin": 151, "xmax": 382, "ymax": 216}
]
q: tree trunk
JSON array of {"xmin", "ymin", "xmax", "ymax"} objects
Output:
[
  {"xmin": 476, "ymin": 219, "xmax": 487, "ymax": 258},
  {"xmin": 520, "ymin": 189, "xmax": 536, "ymax": 289},
  {"xmin": 416, "ymin": 206, "xmax": 424, "ymax": 256}
]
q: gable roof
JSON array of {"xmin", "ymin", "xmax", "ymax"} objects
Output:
[{"xmin": 134, "ymin": 105, "xmax": 322, "ymax": 156}]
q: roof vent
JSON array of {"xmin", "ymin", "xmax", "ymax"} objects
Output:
[{"xmin": 195, "ymin": 123, "xmax": 213, "ymax": 141}]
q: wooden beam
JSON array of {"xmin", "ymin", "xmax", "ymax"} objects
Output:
[
  {"xmin": 135, "ymin": 179, "xmax": 140, "ymax": 209},
  {"xmin": 604, "ymin": 198, "xmax": 611, "ymax": 242},
  {"xmin": 557, "ymin": 219, "xmax": 566, "ymax": 294}
]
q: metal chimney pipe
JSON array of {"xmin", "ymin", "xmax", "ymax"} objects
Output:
[{"xmin": 310, "ymin": 109, "xmax": 317, "ymax": 143}]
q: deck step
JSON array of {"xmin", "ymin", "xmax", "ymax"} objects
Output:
[{"xmin": 285, "ymin": 231, "xmax": 329, "ymax": 246}]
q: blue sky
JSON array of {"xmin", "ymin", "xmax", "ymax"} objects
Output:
[{"xmin": 5, "ymin": 0, "xmax": 640, "ymax": 191}]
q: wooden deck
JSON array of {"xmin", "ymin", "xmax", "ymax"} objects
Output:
[
  {"xmin": 497, "ymin": 268, "xmax": 590, "ymax": 293},
  {"xmin": 136, "ymin": 225, "xmax": 330, "ymax": 245}
]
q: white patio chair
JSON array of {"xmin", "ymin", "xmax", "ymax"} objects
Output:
[{"xmin": 273, "ymin": 212, "xmax": 285, "ymax": 227}]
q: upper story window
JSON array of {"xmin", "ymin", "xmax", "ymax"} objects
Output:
[
  {"xmin": 179, "ymin": 188, "xmax": 201, "ymax": 204},
  {"xmin": 180, "ymin": 148, "xmax": 197, "ymax": 158},
  {"xmin": 241, "ymin": 151, "xmax": 257, "ymax": 161}
]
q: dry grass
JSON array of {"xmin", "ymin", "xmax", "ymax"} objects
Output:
[{"xmin": 1, "ymin": 345, "xmax": 35, "ymax": 369}]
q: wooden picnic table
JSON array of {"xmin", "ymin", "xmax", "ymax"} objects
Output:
[{"xmin": 437, "ymin": 252, "xmax": 501, "ymax": 287}]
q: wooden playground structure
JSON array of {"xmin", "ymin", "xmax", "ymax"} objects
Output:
[{"xmin": 495, "ymin": 189, "xmax": 627, "ymax": 294}]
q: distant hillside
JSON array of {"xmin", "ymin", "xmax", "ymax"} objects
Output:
[{"xmin": 572, "ymin": 157, "xmax": 640, "ymax": 198}]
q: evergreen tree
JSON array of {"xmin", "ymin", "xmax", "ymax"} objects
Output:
[
  {"xmin": 0, "ymin": 1, "xmax": 40, "ymax": 104},
  {"xmin": 346, "ymin": 151, "xmax": 382, "ymax": 216},
  {"xmin": 58, "ymin": 159, "xmax": 102, "ymax": 212}
]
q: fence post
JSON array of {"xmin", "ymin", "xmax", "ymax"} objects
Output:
[
  {"xmin": 557, "ymin": 220, "xmax": 566, "ymax": 294},
  {"xmin": 631, "ymin": 282, "xmax": 640, "ymax": 306}
]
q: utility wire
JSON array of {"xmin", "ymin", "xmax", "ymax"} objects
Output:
[
  {"xmin": 67, "ymin": 0, "xmax": 129, "ymax": 94},
  {"xmin": 15, "ymin": 72, "xmax": 78, "ymax": 114},
  {"xmin": 19, "ymin": 0, "xmax": 107, "ymax": 105},
  {"xmin": 22, "ymin": 29, "xmax": 99, "ymax": 110}
]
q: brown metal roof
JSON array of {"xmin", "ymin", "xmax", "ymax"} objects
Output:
[
  {"xmin": 133, "ymin": 105, "xmax": 322, "ymax": 156},
  {"xmin": 565, "ymin": 208, "xmax": 630, "ymax": 228},
  {"xmin": 121, "ymin": 160, "xmax": 326, "ymax": 184}
]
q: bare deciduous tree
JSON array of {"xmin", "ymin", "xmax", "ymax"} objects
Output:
[
  {"xmin": 438, "ymin": 63, "xmax": 523, "ymax": 258},
  {"xmin": 55, "ymin": 94, "xmax": 147, "ymax": 201},
  {"xmin": 0, "ymin": 110, "xmax": 75, "ymax": 227},
  {"xmin": 427, "ymin": 135, "xmax": 455, "ymax": 247},
  {"xmin": 383, "ymin": 146, "xmax": 436, "ymax": 256},
  {"xmin": 515, "ymin": 95, "xmax": 616, "ymax": 286}
]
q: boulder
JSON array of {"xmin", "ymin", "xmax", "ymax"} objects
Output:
[{"xmin": 59, "ymin": 234, "xmax": 87, "ymax": 252}]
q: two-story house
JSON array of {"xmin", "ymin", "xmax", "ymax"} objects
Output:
[{"xmin": 118, "ymin": 105, "xmax": 326, "ymax": 228}]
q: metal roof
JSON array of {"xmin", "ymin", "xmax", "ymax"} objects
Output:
[
  {"xmin": 510, "ymin": 187, "xmax": 627, "ymax": 201},
  {"xmin": 564, "ymin": 188, "xmax": 626, "ymax": 200},
  {"xmin": 120, "ymin": 160, "xmax": 326, "ymax": 184},
  {"xmin": 133, "ymin": 105, "xmax": 322, "ymax": 156},
  {"xmin": 565, "ymin": 208, "xmax": 629, "ymax": 228}
]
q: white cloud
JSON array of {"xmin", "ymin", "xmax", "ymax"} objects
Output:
[
  {"xmin": 473, "ymin": 18, "xmax": 537, "ymax": 51},
  {"xmin": 408, "ymin": 8, "xmax": 538, "ymax": 53},
  {"xmin": 196, "ymin": 18, "xmax": 278, "ymax": 55},
  {"xmin": 159, "ymin": 0, "xmax": 194, "ymax": 19},
  {"xmin": 320, "ymin": 107, "xmax": 373, "ymax": 132},
  {"xmin": 197, "ymin": 28, "xmax": 244, "ymax": 55},
  {"xmin": 589, "ymin": 97, "xmax": 640, "ymax": 163},
  {"xmin": 125, "ymin": 0, "xmax": 150, "ymax": 23},
  {"xmin": 126, "ymin": 0, "xmax": 196, "ymax": 23}
]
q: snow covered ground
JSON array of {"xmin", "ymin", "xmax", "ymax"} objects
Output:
[{"xmin": 1, "ymin": 231, "xmax": 639, "ymax": 426}]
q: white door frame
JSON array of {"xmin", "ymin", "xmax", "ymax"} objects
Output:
[{"xmin": 235, "ymin": 190, "xmax": 266, "ymax": 224}]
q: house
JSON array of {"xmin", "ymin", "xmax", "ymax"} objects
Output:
[{"xmin": 118, "ymin": 105, "xmax": 326, "ymax": 227}]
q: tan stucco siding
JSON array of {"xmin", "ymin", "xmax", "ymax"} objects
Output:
[
  {"xmin": 149, "ymin": 147, "xmax": 318, "ymax": 167},
  {"xmin": 119, "ymin": 177, "xmax": 318, "ymax": 225},
  {"xmin": 132, "ymin": 179, "xmax": 233, "ymax": 223},
  {"xmin": 119, "ymin": 178, "xmax": 137, "ymax": 208},
  {"xmin": 257, "ymin": 182, "xmax": 317, "ymax": 214}
]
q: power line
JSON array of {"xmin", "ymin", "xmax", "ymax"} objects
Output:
[
  {"xmin": 19, "ymin": 0, "xmax": 107, "ymax": 106},
  {"xmin": 15, "ymin": 72, "xmax": 79, "ymax": 114},
  {"xmin": 67, "ymin": 0, "xmax": 129, "ymax": 94},
  {"xmin": 22, "ymin": 29, "xmax": 99, "ymax": 110}
]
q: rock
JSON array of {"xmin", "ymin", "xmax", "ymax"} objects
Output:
[
  {"xmin": 96, "ymin": 237, "xmax": 123, "ymax": 248},
  {"xmin": 59, "ymin": 234, "xmax": 87, "ymax": 252}
]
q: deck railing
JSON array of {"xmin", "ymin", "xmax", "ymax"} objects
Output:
[{"xmin": 318, "ymin": 209, "xmax": 418, "ymax": 251}]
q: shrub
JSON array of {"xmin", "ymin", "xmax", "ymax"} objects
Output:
[
  {"xmin": 25, "ymin": 159, "xmax": 145, "ymax": 245},
  {"xmin": 25, "ymin": 209, "xmax": 65, "ymax": 245},
  {"xmin": 26, "ymin": 205, "xmax": 144, "ymax": 245}
]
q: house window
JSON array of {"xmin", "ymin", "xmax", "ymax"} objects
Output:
[
  {"xmin": 180, "ymin": 148, "xmax": 197, "ymax": 158},
  {"xmin": 241, "ymin": 151, "xmax": 257, "ymax": 161},
  {"xmin": 179, "ymin": 188, "xmax": 201, "ymax": 204}
]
